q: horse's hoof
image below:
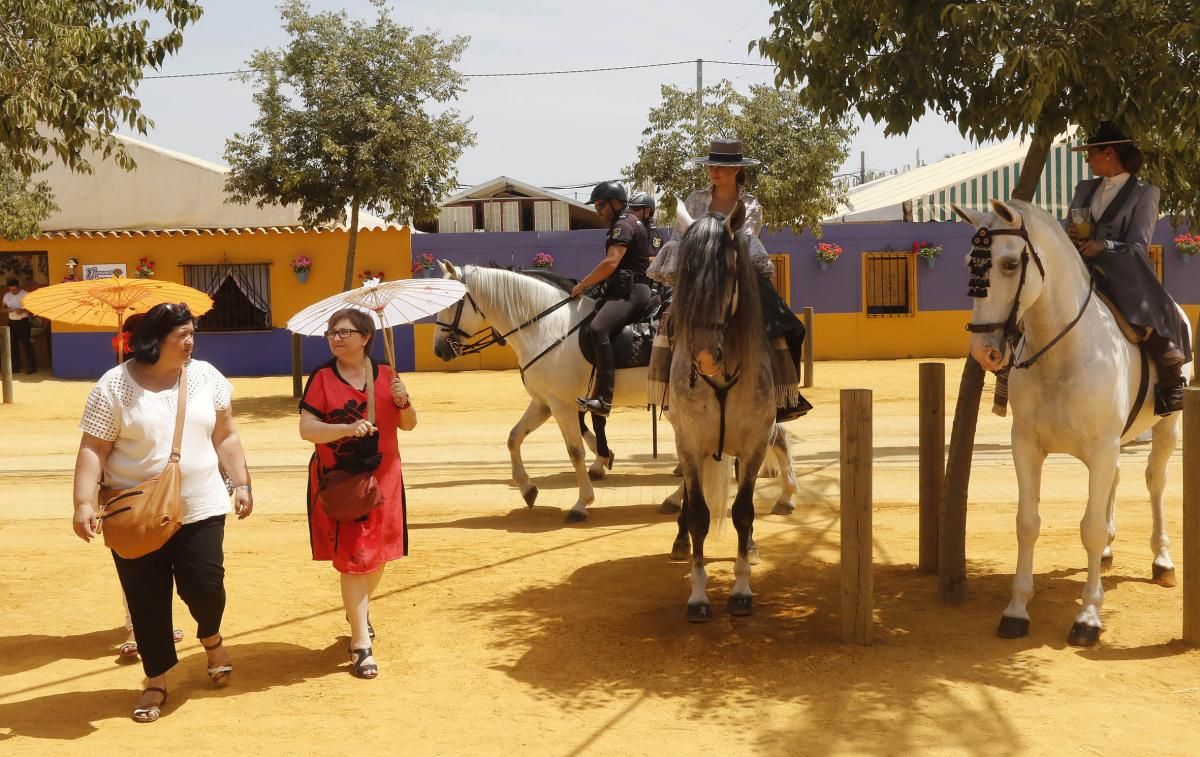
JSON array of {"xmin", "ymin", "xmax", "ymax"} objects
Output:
[
  {"xmin": 563, "ymin": 508, "xmax": 587, "ymax": 524},
  {"xmin": 727, "ymin": 595, "xmax": 753, "ymax": 617},
  {"xmin": 996, "ymin": 616, "xmax": 1030, "ymax": 639},
  {"xmin": 748, "ymin": 545, "xmax": 761, "ymax": 566},
  {"xmin": 1067, "ymin": 622, "xmax": 1102, "ymax": 647},
  {"xmin": 1100, "ymin": 554, "xmax": 1114, "ymax": 571},
  {"xmin": 686, "ymin": 603, "xmax": 712, "ymax": 623},
  {"xmin": 669, "ymin": 542, "xmax": 690, "ymax": 562},
  {"xmin": 672, "ymin": 464, "xmax": 682, "ymax": 477},
  {"xmin": 1152, "ymin": 564, "xmax": 1177, "ymax": 588},
  {"xmin": 587, "ymin": 466, "xmax": 605, "ymax": 481},
  {"xmin": 771, "ymin": 500, "xmax": 795, "ymax": 516},
  {"xmin": 521, "ymin": 486, "xmax": 538, "ymax": 508},
  {"xmin": 659, "ymin": 499, "xmax": 681, "ymax": 514}
]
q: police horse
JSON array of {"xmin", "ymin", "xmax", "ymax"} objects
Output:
[
  {"xmin": 955, "ymin": 199, "xmax": 1191, "ymax": 646},
  {"xmin": 431, "ymin": 261, "xmax": 796, "ymax": 524}
]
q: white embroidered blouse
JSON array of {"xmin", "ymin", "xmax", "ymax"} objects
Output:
[
  {"xmin": 80, "ymin": 359, "xmax": 233, "ymax": 524},
  {"xmin": 647, "ymin": 186, "xmax": 774, "ymax": 285}
]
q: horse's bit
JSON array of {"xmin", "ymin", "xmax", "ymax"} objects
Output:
[{"xmin": 965, "ymin": 220, "xmax": 1093, "ymax": 370}]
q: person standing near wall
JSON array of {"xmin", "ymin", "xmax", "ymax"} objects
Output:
[{"xmin": 2, "ymin": 278, "xmax": 36, "ymax": 373}]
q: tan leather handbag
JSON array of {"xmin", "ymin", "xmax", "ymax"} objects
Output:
[{"xmin": 98, "ymin": 365, "xmax": 187, "ymax": 559}]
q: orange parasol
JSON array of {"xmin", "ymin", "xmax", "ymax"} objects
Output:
[{"xmin": 23, "ymin": 276, "xmax": 214, "ymax": 361}]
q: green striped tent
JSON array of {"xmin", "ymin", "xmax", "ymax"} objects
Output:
[{"xmin": 830, "ymin": 137, "xmax": 1093, "ymax": 223}]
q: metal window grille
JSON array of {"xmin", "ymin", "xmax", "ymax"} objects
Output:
[
  {"xmin": 768, "ymin": 253, "xmax": 791, "ymax": 306},
  {"xmin": 1148, "ymin": 244, "xmax": 1164, "ymax": 283},
  {"xmin": 182, "ymin": 262, "xmax": 272, "ymax": 331},
  {"xmin": 863, "ymin": 252, "xmax": 916, "ymax": 317}
]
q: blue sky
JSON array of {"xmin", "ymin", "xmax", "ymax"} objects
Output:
[{"xmin": 131, "ymin": 0, "xmax": 979, "ymax": 198}]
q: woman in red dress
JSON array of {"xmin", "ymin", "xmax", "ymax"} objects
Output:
[{"xmin": 299, "ymin": 308, "xmax": 416, "ymax": 679}]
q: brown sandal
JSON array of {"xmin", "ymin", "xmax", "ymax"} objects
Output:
[
  {"xmin": 132, "ymin": 687, "xmax": 167, "ymax": 723},
  {"xmin": 202, "ymin": 636, "xmax": 233, "ymax": 687}
]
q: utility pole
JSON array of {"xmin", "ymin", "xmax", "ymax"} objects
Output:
[
  {"xmin": 860, "ymin": 151, "xmax": 865, "ymax": 184},
  {"xmin": 696, "ymin": 58, "xmax": 703, "ymax": 144}
]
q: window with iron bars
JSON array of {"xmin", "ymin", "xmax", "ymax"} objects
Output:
[
  {"xmin": 862, "ymin": 252, "xmax": 917, "ymax": 317},
  {"xmin": 1147, "ymin": 244, "xmax": 1164, "ymax": 283},
  {"xmin": 182, "ymin": 262, "xmax": 272, "ymax": 331},
  {"xmin": 768, "ymin": 253, "xmax": 790, "ymax": 306}
]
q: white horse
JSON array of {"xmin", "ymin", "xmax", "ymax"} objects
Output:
[
  {"xmin": 430, "ymin": 262, "xmax": 797, "ymax": 523},
  {"xmin": 955, "ymin": 199, "xmax": 1192, "ymax": 646}
]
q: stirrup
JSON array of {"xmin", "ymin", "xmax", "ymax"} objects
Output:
[{"xmin": 577, "ymin": 396, "xmax": 612, "ymax": 416}]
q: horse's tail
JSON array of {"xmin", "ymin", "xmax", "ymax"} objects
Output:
[{"xmin": 700, "ymin": 456, "xmax": 734, "ymax": 537}]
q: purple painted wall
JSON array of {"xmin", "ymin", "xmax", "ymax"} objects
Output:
[{"xmin": 417, "ymin": 219, "xmax": 1200, "ymax": 316}]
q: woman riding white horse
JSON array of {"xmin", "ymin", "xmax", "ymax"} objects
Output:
[{"xmin": 955, "ymin": 198, "xmax": 1191, "ymax": 647}]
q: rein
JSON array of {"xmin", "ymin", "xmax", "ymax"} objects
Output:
[{"xmin": 965, "ymin": 221, "xmax": 1093, "ymax": 371}]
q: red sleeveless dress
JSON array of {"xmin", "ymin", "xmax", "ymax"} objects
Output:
[{"xmin": 300, "ymin": 359, "xmax": 408, "ymax": 574}]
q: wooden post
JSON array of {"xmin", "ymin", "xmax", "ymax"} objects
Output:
[
  {"xmin": 649, "ymin": 404, "xmax": 658, "ymax": 458},
  {"xmin": 802, "ymin": 306, "xmax": 814, "ymax": 388},
  {"xmin": 919, "ymin": 362, "xmax": 945, "ymax": 574},
  {"xmin": 840, "ymin": 388, "xmax": 873, "ymax": 645},
  {"xmin": 1, "ymin": 327, "xmax": 11, "ymax": 404},
  {"xmin": 1183, "ymin": 387, "xmax": 1200, "ymax": 646},
  {"xmin": 291, "ymin": 332, "xmax": 303, "ymax": 399},
  {"xmin": 939, "ymin": 357, "xmax": 985, "ymax": 603}
]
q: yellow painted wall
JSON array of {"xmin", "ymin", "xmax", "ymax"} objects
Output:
[
  {"xmin": 0, "ymin": 227, "xmax": 411, "ymax": 332},
  {"xmin": 812, "ymin": 310, "xmax": 972, "ymax": 360}
]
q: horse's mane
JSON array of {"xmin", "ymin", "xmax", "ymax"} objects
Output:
[
  {"xmin": 518, "ymin": 268, "xmax": 578, "ymax": 293},
  {"xmin": 462, "ymin": 265, "xmax": 574, "ymax": 346},
  {"xmin": 670, "ymin": 215, "xmax": 764, "ymax": 373}
]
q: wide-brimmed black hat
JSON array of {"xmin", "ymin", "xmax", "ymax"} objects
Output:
[
  {"xmin": 1070, "ymin": 122, "xmax": 1134, "ymax": 152},
  {"xmin": 691, "ymin": 138, "xmax": 760, "ymax": 167}
]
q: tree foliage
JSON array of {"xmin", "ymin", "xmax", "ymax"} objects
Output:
[
  {"xmin": 753, "ymin": 1, "xmax": 1200, "ymax": 216},
  {"xmin": 0, "ymin": 154, "xmax": 57, "ymax": 240},
  {"xmin": 626, "ymin": 80, "xmax": 852, "ymax": 233},
  {"xmin": 224, "ymin": 0, "xmax": 475, "ymax": 290},
  {"xmin": 0, "ymin": 1, "xmax": 203, "ymax": 177}
]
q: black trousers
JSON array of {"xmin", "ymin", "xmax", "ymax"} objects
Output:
[
  {"xmin": 586, "ymin": 282, "xmax": 651, "ymax": 402},
  {"xmin": 8, "ymin": 318, "xmax": 35, "ymax": 372},
  {"xmin": 112, "ymin": 514, "xmax": 227, "ymax": 678}
]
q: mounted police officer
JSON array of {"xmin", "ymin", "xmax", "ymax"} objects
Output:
[
  {"xmin": 572, "ymin": 181, "xmax": 653, "ymax": 416},
  {"xmin": 628, "ymin": 191, "xmax": 670, "ymax": 259}
]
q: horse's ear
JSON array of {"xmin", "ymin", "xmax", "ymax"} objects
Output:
[
  {"xmin": 439, "ymin": 259, "xmax": 460, "ymax": 280},
  {"xmin": 989, "ymin": 198, "xmax": 1019, "ymax": 226},
  {"xmin": 950, "ymin": 203, "xmax": 985, "ymax": 226},
  {"xmin": 675, "ymin": 199, "xmax": 694, "ymax": 236}
]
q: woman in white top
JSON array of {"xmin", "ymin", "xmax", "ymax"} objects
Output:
[{"xmin": 72, "ymin": 303, "xmax": 253, "ymax": 723}]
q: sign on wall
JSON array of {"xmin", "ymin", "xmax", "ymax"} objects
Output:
[{"xmin": 82, "ymin": 263, "xmax": 127, "ymax": 280}]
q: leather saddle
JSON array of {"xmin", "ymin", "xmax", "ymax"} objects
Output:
[{"xmin": 578, "ymin": 293, "xmax": 666, "ymax": 370}]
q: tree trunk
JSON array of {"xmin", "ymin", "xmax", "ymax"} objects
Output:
[
  {"xmin": 342, "ymin": 200, "xmax": 361, "ymax": 292},
  {"xmin": 1011, "ymin": 130, "xmax": 1054, "ymax": 202}
]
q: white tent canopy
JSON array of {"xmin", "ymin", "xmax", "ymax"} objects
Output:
[
  {"xmin": 827, "ymin": 133, "xmax": 1092, "ymax": 223},
  {"xmin": 33, "ymin": 132, "xmax": 391, "ymax": 232}
]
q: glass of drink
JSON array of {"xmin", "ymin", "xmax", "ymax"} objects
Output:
[{"xmin": 1070, "ymin": 207, "xmax": 1092, "ymax": 238}]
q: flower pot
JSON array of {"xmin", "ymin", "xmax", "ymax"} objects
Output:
[
  {"xmin": 922, "ymin": 256, "xmax": 937, "ymax": 269},
  {"xmin": 1181, "ymin": 253, "xmax": 1193, "ymax": 264},
  {"xmin": 295, "ymin": 270, "xmax": 309, "ymax": 284},
  {"xmin": 817, "ymin": 260, "xmax": 830, "ymax": 271}
]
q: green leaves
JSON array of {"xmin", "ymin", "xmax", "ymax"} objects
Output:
[
  {"xmin": 0, "ymin": 1, "xmax": 203, "ymax": 177},
  {"xmin": 756, "ymin": 0, "xmax": 1200, "ymax": 219},
  {"xmin": 224, "ymin": 0, "xmax": 475, "ymax": 290},
  {"xmin": 0, "ymin": 150, "xmax": 58, "ymax": 240},
  {"xmin": 625, "ymin": 81, "xmax": 852, "ymax": 234}
]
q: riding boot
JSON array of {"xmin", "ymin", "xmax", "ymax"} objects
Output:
[
  {"xmin": 577, "ymin": 341, "xmax": 615, "ymax": 417},
  {"xmin": 775, "ymin": 331, "xmax": 813, "ymax": 423},
  {"xmin": 1148, "ymin": 334, "xmax": 1187, "ymax": 415}
]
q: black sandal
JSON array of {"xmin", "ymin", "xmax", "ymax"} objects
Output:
[
  {"xmin": 132, "ymin": 687, "xmax": 168, "ymax": 723},
  {"xmin": 202, "ymin": 636, "xmax": 233, "ymax": 687},
  {"xmin": 350, "ymin": 647, "xmax": 378, "ymax": 679}
]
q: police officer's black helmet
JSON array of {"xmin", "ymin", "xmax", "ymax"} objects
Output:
[
  {"xmin": 587, "ymin": 181, "xmax": 627, "ymax": 205},
  {"xmin": 628, "ymin": 191, "xmax": 655, "ymax": 211}
]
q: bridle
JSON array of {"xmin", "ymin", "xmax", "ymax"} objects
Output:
[
  {"xmin": 433, "ymin": 268, "xmax": 579, "ymax": 377},
  {"xmin": 965, "ymin": 220, "xmax": 1093, "ymax": 371}
]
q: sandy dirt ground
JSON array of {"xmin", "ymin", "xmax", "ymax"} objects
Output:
[{"xmin": 2, "ymin": 358, "xmax": 1199, "ymax": 755}]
